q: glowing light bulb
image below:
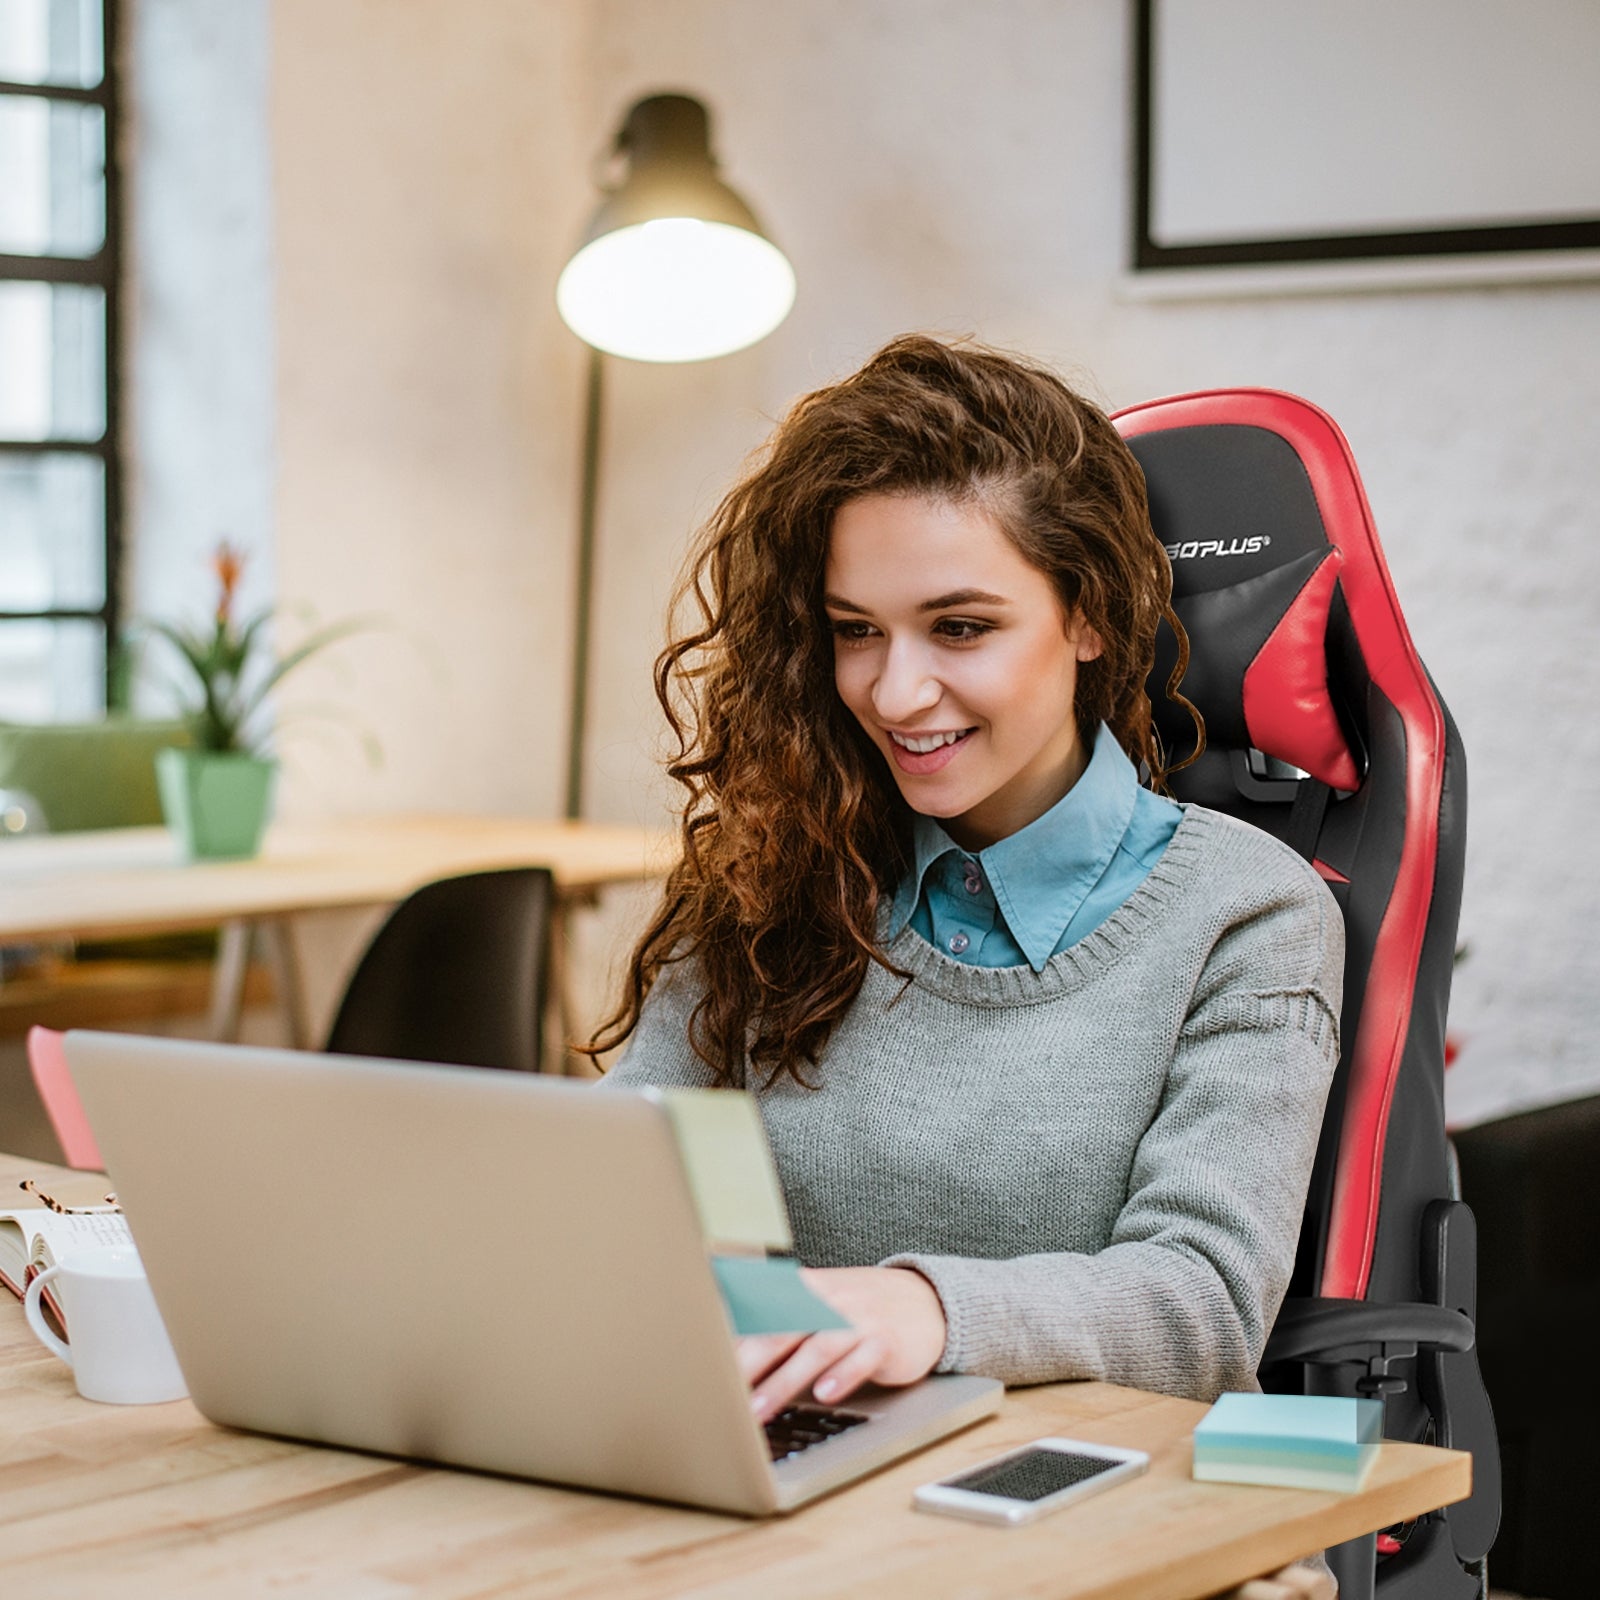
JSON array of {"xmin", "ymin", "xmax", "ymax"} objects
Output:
[{"xmin": 557, "ymin": 217, "xmax": 796, "ymax": 363}]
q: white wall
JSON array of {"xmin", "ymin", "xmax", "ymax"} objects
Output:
[
  {"xmin": 136, "ymin": 0, "xmax": 1600, "ymax": 1120},
  {"xmin": 267, "ymin": 0, "xmax": 594, "ymax": 818}
]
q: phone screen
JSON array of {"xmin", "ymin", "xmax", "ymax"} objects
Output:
[{"xmin": 941, "ymin": 1447, "xmax": 1121, "ymax": 1502}]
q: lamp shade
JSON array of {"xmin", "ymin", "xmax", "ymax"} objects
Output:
[{"xmin": 557, "ymin": 95, "xmax": 796, "ymax": 363}]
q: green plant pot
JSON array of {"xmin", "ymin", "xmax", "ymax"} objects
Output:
[{"xmin": 155, "ymin": 748, "xmax": 277, "ymax": 861}]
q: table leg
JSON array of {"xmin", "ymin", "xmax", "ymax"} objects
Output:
[
  {"xmin": 260, "ymin": 916, "xmax": 312, "ymax": 1051},
  {"xmin": 208, "ymin": 919, "xmax": 253, "ymax": 1042},
  {"xmin": 547, "ymin": 887, "xmax": 600, "ymax": 1076}
]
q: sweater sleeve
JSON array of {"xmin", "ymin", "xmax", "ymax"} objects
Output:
[{"xmin": 884, "ymin": 868, "xmax": 1345, "ymax": 1400}]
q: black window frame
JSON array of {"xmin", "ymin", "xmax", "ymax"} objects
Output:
[{"xmin": 0, "ymin": 0, "xmax": 124, "ymax": 714}]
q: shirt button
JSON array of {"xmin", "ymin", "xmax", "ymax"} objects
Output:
[
  {"xmin": 948, "ymin": 932, "xmax": 971, "ymax": 954},
  {"xmin": 963, "ymin": 869, "xmax": 983, "ymax": 895}
]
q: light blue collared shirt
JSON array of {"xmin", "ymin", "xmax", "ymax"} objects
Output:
[{"xmin": 886, "ymin": 723, "xmax": 1183, "ymax": 972}]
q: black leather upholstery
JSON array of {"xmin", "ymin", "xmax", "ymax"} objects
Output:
[{"xmin": 325, "ymin": 867, "xmax": 555, "ymax": 1073}]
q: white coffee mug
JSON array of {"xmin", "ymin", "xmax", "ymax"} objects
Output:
[{"xmin": 24, "ymin": 1244, "xmax": 188, "ymax": 1404}]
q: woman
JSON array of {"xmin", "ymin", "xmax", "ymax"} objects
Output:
[{"xmin": 595, "ymin": 334, "xmax": 1343, "ymax": 1431}]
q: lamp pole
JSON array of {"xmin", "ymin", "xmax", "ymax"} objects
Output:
[{"xmin": 564, "ymin": 346, "xmax": 605, "ymax": 820}]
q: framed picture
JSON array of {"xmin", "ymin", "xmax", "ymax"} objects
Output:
[{"xmin": 1131, "ymin": 0, "xmax": 1600, "ymax": 290}]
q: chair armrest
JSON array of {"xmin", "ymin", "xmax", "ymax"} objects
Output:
[{"xmin": 1264, "ymin": 1296, "xmax": 1475, "ymax": 1366}]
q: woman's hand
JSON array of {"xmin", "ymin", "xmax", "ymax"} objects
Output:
[
  {"xmin": 738, "ymin": 1265, "xmax": 947, "ymax": 1421},
  {"xmin": 1212, "ymin": 1564, "xmax": 1336, "ymax": 1600}
]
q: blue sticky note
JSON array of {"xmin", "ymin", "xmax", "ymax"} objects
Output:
[
  {"xmin": 710, "ymin": 1255, "xmax": 851, "ymax": 1336},
  {"xmin": 1193, "ymin": 1393, "xmax": 1383, "ymax": 1492}
]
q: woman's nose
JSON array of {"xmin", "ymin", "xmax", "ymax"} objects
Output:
[{"xmin": 871, "ymin": 639, "xmax": 941, "ymax": 722}]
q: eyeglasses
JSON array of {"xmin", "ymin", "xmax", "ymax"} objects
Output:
[{"xmin": 18, "ymin": 1178, "xmax": 118, "ymax": 1215}]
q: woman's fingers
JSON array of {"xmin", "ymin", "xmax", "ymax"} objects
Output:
[
  {"xmin": 809, "ymin": 1336, "xmax": 889, "ymax": 1405},
  {"xmin": 1220, "ymin": 1566, "xmax": 1336, "ymax": 1600},
  {"xmin": 736, "ymin": 1267, "xmax": 949, "ymax": 1422},
  {"xmin": 749, "ymin": 1330, "xmax": 875, "ymax": 1422},
  {"xmin": 735, "ymin": 1332, "xmax": 807, "ymax": 1385},
  {"xmin": 798, "ymin": 1265, "xmax": 948, "ymax": 1384}
]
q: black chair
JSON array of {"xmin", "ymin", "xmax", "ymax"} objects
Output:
[
  {"xmin": 1453, "ymin": 1093, "xmax": 1600, "ymax": 1600},
  {"xmin": 324, "ymin": 868, "xmax": 555, "ymax": 1073},
  {"xmin": 1115, "ymin": 390, "xmax": 1500, "ymax": 1600}
]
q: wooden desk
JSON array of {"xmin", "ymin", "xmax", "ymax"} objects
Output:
[
  {"xmin": 0, "ymin": 815, "xmax": 675, "ymax": 1058},
  {"xmin": 0, "ymin": 1151, "xmax": 1470, "ymax": 1600}
]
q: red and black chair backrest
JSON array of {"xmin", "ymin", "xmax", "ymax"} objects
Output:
[{"xmin": 1114, "ymin": 388, "xmax": 1463, "ymax": 1312}]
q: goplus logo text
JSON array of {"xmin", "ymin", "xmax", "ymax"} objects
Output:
[{"xmin": 1163, "ymin": 535, "xmax": 1272, "ymax": 561}]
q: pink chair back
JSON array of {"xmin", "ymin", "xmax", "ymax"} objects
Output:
[{"xmin": 25, "ymin": 1027, "xmax": 105, "ymax": 1171}]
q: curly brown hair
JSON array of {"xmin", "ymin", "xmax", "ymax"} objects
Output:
[{"xmin": 586, "ymin": 334, "xmax": 1201, "ymax": 1087}]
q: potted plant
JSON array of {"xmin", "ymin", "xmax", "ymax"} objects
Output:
[{"xmin": 145, "ymin": 542, "xmax": 366, "ymax": 860}]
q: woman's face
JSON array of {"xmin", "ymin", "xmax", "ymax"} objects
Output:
[{"xmin": 824, "ymin": 492, "xmax": 1102, "ymax": 851}]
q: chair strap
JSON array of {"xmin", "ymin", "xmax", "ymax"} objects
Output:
[{"xmin": 1286, "ymin": 777, "xmax": 1331, "ymax": 863}]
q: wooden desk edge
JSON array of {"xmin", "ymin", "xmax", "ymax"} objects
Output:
[
  {"xmin": 1178, "ymin": 1442, "xmax": 1471, "ymax": 1598},
  {"xmin": 0, "ymin": 816, "xmax": 679, "ymax": 944}
]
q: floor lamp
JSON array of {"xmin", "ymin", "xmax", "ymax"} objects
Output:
[{"xmin": 555, "ymin": 93, "xmax": 796, "ymax": 819}]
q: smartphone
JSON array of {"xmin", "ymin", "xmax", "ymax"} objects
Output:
[{"xmin": 912, "ymin": 1437, "xmax": 1150, "ymax": 1526}]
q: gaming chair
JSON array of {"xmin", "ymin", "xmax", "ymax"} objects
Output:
[{"xmin": 1114, "ymin": 391, "xmax": 1500, "ymax": 1600}]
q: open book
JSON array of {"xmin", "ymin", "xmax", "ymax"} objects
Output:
[{"xmin": 0, "ymin": 1193, "xmax": 133, "ymax": 1331}]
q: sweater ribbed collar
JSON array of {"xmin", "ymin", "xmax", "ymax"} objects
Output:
[{"xmin": 876, "ymin": 804, "xmax": 1215, "ymax": 1006}]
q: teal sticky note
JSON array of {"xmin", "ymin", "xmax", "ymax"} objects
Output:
[
  {"xmin": 652, "ymin": 1088, "xmax": 793, "ymax": 1253},
  {"xmin": 710, "ymin": 1255, "xmax": 851, "ymax": 1336},
  {"xmin": 1193, "ymin": 1393, "xmax": 1383, "ymax": 1492}
]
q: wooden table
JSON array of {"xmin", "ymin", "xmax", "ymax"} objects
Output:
[
  {"xmin": 0, "ymin": 815, "xmax": 676, "ymax": 1058},
  {"xmin": 0, "ymin": 1151, "xmax": 1471, "ymax": 1600}
]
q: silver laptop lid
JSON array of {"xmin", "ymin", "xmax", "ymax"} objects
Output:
[{"xmin": 64, "ymin": 1031, "xmax": 780, "ymax": 1513}]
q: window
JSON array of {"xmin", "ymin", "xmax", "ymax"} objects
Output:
[{"xmin": 0, "ymin": 0, "xmax": 120, "ymax": 721}]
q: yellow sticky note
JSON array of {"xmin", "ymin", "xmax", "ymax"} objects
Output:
[{"xmin": 651, "ymin": 1088, "xmax": 792, "ymax": 1253}]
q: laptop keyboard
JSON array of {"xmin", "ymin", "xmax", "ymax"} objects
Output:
[{"xmin": 764, "ymin": 1404, "xmax": 869, "ymax": 1463}]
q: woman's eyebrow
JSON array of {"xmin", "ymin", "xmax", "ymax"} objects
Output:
[
  {"xmin": 822, "ymin": 588, "xmax": 1011, "ymax": 613},
  {"xmin": 917, "ymin": 588, "xmax": 1010, "ymax": 612}
]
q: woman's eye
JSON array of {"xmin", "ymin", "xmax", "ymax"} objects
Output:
[
  {"xmin": 830, "ymin": 619, "xmax": 876, "ymax": 644},
  {"xmin": 935, "ymin": 618, "xmax": 992, "ymax": 641}
]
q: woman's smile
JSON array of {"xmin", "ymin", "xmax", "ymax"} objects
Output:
[{"xmin": 885, "ymin": 726, "xmax": 976, "ymax": 771}]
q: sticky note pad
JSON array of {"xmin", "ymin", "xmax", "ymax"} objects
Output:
[
  {"xmin": 1193, "ymin": 1393, "xmax": 1383, "ymax": 1493},
  {"xmin": 710, "ymin": 1255, "xmax": 851, "ymax": 1336},
  {"xmin": 651, "ymin": 1088, "xmax": 793, "ymax": 1253}
]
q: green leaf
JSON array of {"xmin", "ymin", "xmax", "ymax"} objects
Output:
[
  {"xmin": 145, "ymin": 620, "xmax": 212, "ymax": 686},
  {"xmin": 232, "ymin": 616, "xmax": 379, "ymax": 732},
  {"xmin": 137, "ymin": 600, "xmax": 382, "ymax": 758}
]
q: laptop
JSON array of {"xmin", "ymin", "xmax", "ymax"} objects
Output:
[{"xmin": 62, "ymin": 1031, "xmax": 1001, "ymax": 1515}]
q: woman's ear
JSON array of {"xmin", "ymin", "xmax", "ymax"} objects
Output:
[{"xmin": 1071, "ymin": 617, "xmax": 1105, "ymax": 663}]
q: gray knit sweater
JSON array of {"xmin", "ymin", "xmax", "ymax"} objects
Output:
[{"xmin": 604, "ymin": 806, "xmax": 1344, "ymax": 1402}]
